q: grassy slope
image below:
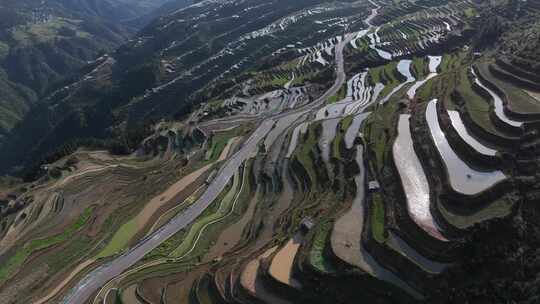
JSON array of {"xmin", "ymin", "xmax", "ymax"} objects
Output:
[
  {"xmin": 0, "ymin": 207, "xmax": 93, "ymax": 283},
  {"xmin": 294, "ymin": 124, "xmax": 319, "ymax": 186},
  {"xmin": 97, "ymin": 216, "xmax": 139, "ymax": 258},
  {"xmin": 369, "ymin": 61, "xmax": 400, "ymax": 100},
  {"xmin": 456, "ymin": 67, "xmax": 503, "ymax": 136},
  {"xmin": 478, "ymin": 62, "xmax": 540, "ymax": 114}
]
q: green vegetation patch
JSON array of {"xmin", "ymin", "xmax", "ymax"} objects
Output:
[
  {"xmin": 464, "ymin": 7, "xmax": 477, "ymax": 18},
  {"xmin": 438, "ymin": 196, "xmax": 514, "ymax": 230},
  {"xmin": 369, "ymin": 61, "xmax": 401, "ymax": 99},
  {"xmin": 0, "ymin": 207, "xmax": 93, "ymax": 282},
  {"xmin": 271, "ymin": 76, "xmax": 289, "ymax": 87},
  {"xmin": 97, "ymin": 216, "xmax": 139, "ymax": 258},
  {"xmin": 309, "ymin": 221, "xmax": 336, "ymax": 273},
  {"xmin": 416, "ymin": 78, "xmax": 434, "ymax": 102},
  {"xmin": 46, "ymin": 235, "xmax": 93, "ymax": 274},
  {"xmin": 328, "ymin": 84, "xmax": 347, "ymax": 104},
  {"xmin": 478, "ymin": 63, "xmax": 540, "ymax": 114},
  {"xmin": 363, "ymin": 101, "xmax": 399, "ymax": 172},
  {"xmin": 371, "ymin": 193, "xmax": 386, "ymax": 243},
  {"xmin": 411, "ymin": 57, "xmax": 426, "ymax": 79},
  {"xmin": 332, "ymin": 116, "xmax": 353, "ymax": 159},
  {"xmin": 143, "ymin": 230, "xmax": 187, "ymax": 262},
  {"xmin": 440, "ymin": 53, "xmax": 463, "ymax": 74},
  {"xmin": 341, "ymin": 115, "xmax": 354, "ymax": 132},
  {"xmin": 456, "ymin": 68, "xmax": 503, "ymax": 136},
  {"xmin": 206, "ymin": 128, "xmax": 241, "ymax": 162},
  {"xmin": 293, "ymin": 124, "xmax": 320, "ymax": 185}
]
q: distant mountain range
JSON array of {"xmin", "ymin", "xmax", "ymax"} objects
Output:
[{"xmin": 0, "ymin": 0, "xmax": 192, "ymax": 141}]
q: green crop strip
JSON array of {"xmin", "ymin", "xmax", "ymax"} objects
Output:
[
  {"xmin": 478, "ymin": 63, "xmax": 540, "ymax": 114},
  {"xmin": 97, "ymin": 216, "xmax": 139, "ymax": 258},
  {"xmin": 363, "ymin": 101, "xmax": 399, "ymax": 173},
  {"xmin": 456, "ymin": 68, "xmax": 502, "ymax": 136},
  {"xmin": 371, "ymin": 193, "xmax": 386, "ymax": 243},
  {"xmin": 370, "ymin": 61, "xmax": 400, "ymax": 99},
  {"xmin": 294, "ymin": 124, "xmax": 319, "ymax": 186},
  {"xmin": 207, "ymin": 131, "xmax": 236, "ymax": 162},
  {"xmin": 412, "ymin": 57, "xmax": 426, "ymax": 79},
  {"xmin": 309, "ymin": 221, "xmax": 336, "ymax": 273},
  {"xmin": 168, "ymin": 168, "xmax": 242, "ymax": 258}
]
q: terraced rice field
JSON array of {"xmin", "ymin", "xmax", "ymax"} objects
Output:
[
  {"xmin": 3, "ymin": 1, "xmax": 538, "ymax": 303},
  {"xmin": 471, "ymin": 68, "xmax": 523, "ymax": 128},
  {"xmin": 393, "ymin": 114, "xmax": 447, "ymax": 241},
  {"xmin": 426, "ymin": 99, "xmax": 506, "ymax": 195},
  {"xmin": 447, "ymin": 109, "xmax": 498, "ymax": 157}
]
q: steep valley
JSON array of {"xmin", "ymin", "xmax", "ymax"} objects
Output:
[{"xmin": 0, "ymin": 0, "xmax": 192, "ymax": 143}]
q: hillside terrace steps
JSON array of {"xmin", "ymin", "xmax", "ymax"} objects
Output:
[
  {"xmin": 469, "ymin": 67, "xmax": 524, "ymax": 137},
  {"xmin": 347, "ymin": 1, "xmax": 470, "ymax": 60},
  {"xmin": 489, "ymin": 61, "xmax": 540, "ymax": 93},
  {"xmin": 237, "ymin": 246, "xmax": 293, "ymax": 304},
  {"xmin": 215, "ymin": 252, "xmax": 262, "ymax": 303},
  {"xmin": 495, "ymin": 58, "xmax": 540, "ymax": 84},
  {"xmin": 475, "ymin": 64, "xmax": 540, "ymax": 123},
  {"xmin": 8, "ymin": 1, "xmax": 537, "ymax": 303},
  {"xmin": 332, "ymin": 138, "xmax": 442, "ymax": 296},
  {"xmin": 362, "ymin": 166, "xmax": 454, "ymax": 280},
  {"xmin": 384, "ymin": 230, "xmax": 450, "ymax": 275},
  {"xmin": 463, "ymin": 66, "xmax": 540, "ymax": 156},
  {"xmin": 450, "ymin": 91, "xmax": 521, "ymax": 150},
  {"xmin": 436, "ymin": 99, "xmax": 502, "ymax": 167},
  {"xmin": 485, "ymin": 71, "xmax": 540, "ymax": 122},
  {"xmin": 359, "ymin": 111, "xmax": 459, "ymax": 252},
  {"xmin": 248, "ymin": 245, "xmax": 303, "ymax": 302},
  {"xmin": 350, "ymin": 109, "xmax": 480, "ymax": 294},
  {"xmin": 392, "ymin": 114, "xmax": 448, "ymax": 241},
  {"xmin": 397, "ymin": 103, "xmax": 516, "ymax": 235},
  {"xmin": 191, "ymin": 274, "xmax": 225, "ymax": 304},
  {"xmin": 378, "ymin": 169, "xmax": 460, "ymax": 259},
  {"xmin": 294, "ymin": 130, "xmax": 428, "ymax": 300},
  {"xmin": 296, "ymin": 233, "xmax": 421, "ymax": 303}
]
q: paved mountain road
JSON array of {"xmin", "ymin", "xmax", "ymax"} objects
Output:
[{"xmin": 62, "ymin": 32, "xmax": 353, "ymax": 304}]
